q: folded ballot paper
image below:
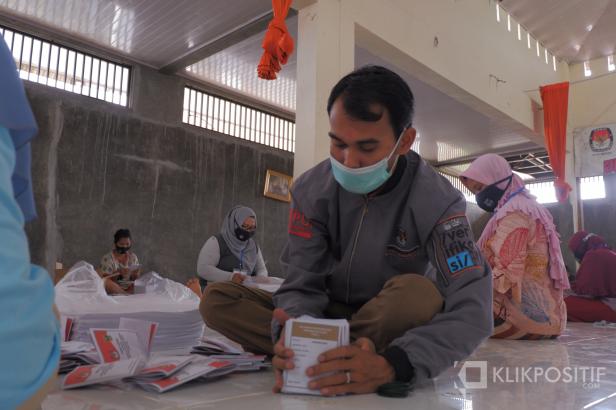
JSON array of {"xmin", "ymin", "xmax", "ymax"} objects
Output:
[
  {"xmin": 59, "ymin": 341, "xmax": 99, "ymax": 374},
  {"xmin": 123, "ymin": 355, "xmax": 195, "ymax": 382},
  {"xmin": 134, "ymin": 357, "xmax": 237, "ymax": 393},
  {"xmin": 62, "ymin": 358, "xmax": 145, "ymax": 390},
  {"xmin": 282, "ymin": 316, "xmax": 350, "ymax": 395},
  {"xmin": 192, "ymin": 335, "xmax": 270, "ymax": 372},
  {"xmin": 61, "ymin": 319, "xmax": 241, "ymax": 392},
  {"xmin": 62, "ymin": 319, "xmax": 156, "ymax": 387}
]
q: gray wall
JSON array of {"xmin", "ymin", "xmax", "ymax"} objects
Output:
[{"xmin": 24, "ymin": 78, "xmax": 293, "ymax": 282}]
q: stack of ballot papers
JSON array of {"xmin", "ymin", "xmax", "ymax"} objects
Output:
[
  {"xmin": 62, "ymin": 358, "xmax": 145, "ymax": 390},
  {"xmin": 133, "ymin": 357, "xmax": 237, "ymax": 393},
  {"xmin": 191, "ymin": 350, "xmax": 270, "ymax": 372},
  {"xmin": 61, "ymin": 317, "xmax": 74, "ymax": 342},
  {"xmin": 59, "ymin": 341, "xmax": 99, "ymax": 374},
  {"xmin": 242, "ymin": 276, "xmax": 284, "ymax": 293},
  {"xmin": 60, "ymin": 319, "xmax": 245, "ymax": 393},
  {"xmin": 69, "ymin": 310, "xmax": 203, "ymax": 355},
  {"xmin": 282, "ymin": 316, "xmax": 350, "ymax": 395},
  {"xmin": 56, "ymin": 267, "xmax": 205, "ymax": 355},
  {"xmin": 61, "ymin": 317, "xmax": 157, "ymax": 376},
  {"xmin": 193, "ymin": 335, "xmax": 244, "ymax": 355},
  {"xmin": 123, "ymin": 355, "xmax": 194, "ymax": 382},
  {"xmin": 191, "ymin": 335, "xmax": 270, "ymax": 372}
]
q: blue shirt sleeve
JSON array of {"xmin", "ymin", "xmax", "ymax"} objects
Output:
[{"xmin": 0, "ymin": 125, "xmax": 60, "ymax": 408}]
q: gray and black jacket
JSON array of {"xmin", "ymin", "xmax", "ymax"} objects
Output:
[{"xmin": 273, "ymin": 151, "xmax": 493, "ymax": 384}]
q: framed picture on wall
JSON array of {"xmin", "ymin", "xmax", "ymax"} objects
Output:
[{"xmin": 264, "ymin": 169, "xmax": 293, "ymax": 202}]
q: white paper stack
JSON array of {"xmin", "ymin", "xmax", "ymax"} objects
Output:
[
  {"xmin": 134, "ymin": 357, "xmax": 237, "ymax": 393},
  {"xmin": 282, "ymin": 316, "xmax": 350, "ymax": 395},
  {"xmin": 242, "ymin": 276, "xmax": 284, "ymax": 293},
  {"xmin": 69, "ymin": 311, "xmax": 203, "ymax": 355},
  {"xmin": 56, "ymin": 267, "xmax": 205, "ymax": 356}
]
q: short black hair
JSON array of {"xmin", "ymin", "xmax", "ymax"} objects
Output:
[
  {"xmin": 327, "ymin": 65, "xmax": 415, "ymax": 138},
  {"xmin": 114, "ymin": 229, "xmax": 131, "ymax": 244}
]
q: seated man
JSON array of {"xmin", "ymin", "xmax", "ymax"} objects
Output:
[{"xmin": 200, "ymin": 65, "xmax": 492, "ymax": 395}]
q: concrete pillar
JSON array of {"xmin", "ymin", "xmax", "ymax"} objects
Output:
[
  {"xmin": 293, "ymin": 0, "xmax": 355, "ymax": 177},
  {"xmin": 130, "ymin": 65, "xmax": 184, "ymax": 125},
  {"xmin": 565, "ymin": 126, "xmax": 581, "ymax": 232}
]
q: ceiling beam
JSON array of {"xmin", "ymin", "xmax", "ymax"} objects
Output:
[{"xmin": 160, "ymin": 9, "xmax": 297, "ymax": 74}]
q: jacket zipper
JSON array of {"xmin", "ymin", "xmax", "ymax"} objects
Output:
[{"xmin": 345, "ymin": 199, "xmax": 369, "ymax": 303}]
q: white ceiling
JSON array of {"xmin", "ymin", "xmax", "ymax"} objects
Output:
[
  {"xmin": 0, "ymin": 0, "xmax": 297, "ymax": 111},
  {"xmin": 186, "ymin": 16, "xmax": 298, "ymax": 112},
  {"xmin": 0, "ymin": 0, "xmax": 543, "ymax": 162},
  {"xmin": 0, "ymin": 0, "xmax": 273, "ymax": 68},
  {"xmin": 355, "ymin": 48, "xmax": 540, "ymax": 163},
  {"xmin": 501, "ymin": 0, "xmax": 616, "ymax": 63}
]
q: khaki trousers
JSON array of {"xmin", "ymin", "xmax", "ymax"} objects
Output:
[{"xmin": 199, "ymin": 274, "xmax": 443, "ymax": 355}]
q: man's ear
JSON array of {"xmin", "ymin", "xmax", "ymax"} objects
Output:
[{"xmin": 397, "ymin": 127, "xmax": 416, "ymax": 154}]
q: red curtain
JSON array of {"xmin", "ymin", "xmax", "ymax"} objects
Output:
[
  {"xmin": 257, "ymin": 0, "xmax": 294, "ymax": 80},
  {"xmin": 540, "ymin": 82, "xmax": 571, "ymax": 202}
]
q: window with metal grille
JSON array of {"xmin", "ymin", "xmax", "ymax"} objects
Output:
[
  {"xmin": 1, "ymin": 25, "xmax": 130, "ymax": 106},
  {"xmin": 580, "ymin": 176, "xmax": 606, "ymax": 200},
  {"xmin": 526, "ymin": 176, "xmax": 606, "ymax": 204},
  {"xmin": 183, "ymin": 87, "xmax": 295, "ymax": 152},
  {"xmin": 526, "ymin": 180, "xmax": 558, "ymax": 204}
]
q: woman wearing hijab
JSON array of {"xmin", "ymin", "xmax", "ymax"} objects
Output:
[
  {"xmin": 564, "ymin": 231, "xmax": 616, "ymax": 322},
  {"xmin": 0, "ymin": 40, "xmax": 60, "ymax": 408},
  {"xmin": 460, "ymin": 154, "xmax": 569, "ymax": 339},
  {"xmin": 197, "ymin": 206, "xmax": 268, "ymax": 287}
]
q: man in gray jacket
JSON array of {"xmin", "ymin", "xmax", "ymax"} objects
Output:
[{"xmin": 201, "ymin": 65, "xmax": 493, "ymax": 396}]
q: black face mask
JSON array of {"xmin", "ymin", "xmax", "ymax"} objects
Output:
[
  {"xmin": 234, "ymin": 227, "xmax": 255, "ymax": 242},
  {"xmin": 116, "ymin": 246, "xmax": 131, "ymax": 254},
  {"xmin": 475, "ymin": 175, "xmax": 513, "ymax": 213}
]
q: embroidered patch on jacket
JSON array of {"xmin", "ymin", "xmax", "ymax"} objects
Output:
[
  {"xmin": 288, "ymin": 208, "xmax": 313, "ymax": 239},
  {"xmin": 434, "ymin": 215, "xmax": 482, "ymax": 279},
  {"xmin": 446, "ymin": 250, "xmax": 474, "ymax": 273}
]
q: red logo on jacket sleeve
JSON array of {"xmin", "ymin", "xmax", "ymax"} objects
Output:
[{"xmin": 288, "ymin": 208, "xmax": 313, "ymax": 239}]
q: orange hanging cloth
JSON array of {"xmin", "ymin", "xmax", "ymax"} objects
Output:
[
  {"xmin": 257, "ymin": 0, "xmax": 294, "ymax": 80},
  {"xmin": 540, "ymin": 82, "xmax": 572, "ymax": 202}
]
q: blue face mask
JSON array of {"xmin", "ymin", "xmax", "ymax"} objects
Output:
[{"xmin": 330, "ymin": 132, "xmax": 404, "ymax": 194}]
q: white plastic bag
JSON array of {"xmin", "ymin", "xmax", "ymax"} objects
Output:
[
  {"xmin": 55, "ymin": 262, "xmax": 118, "ymax": 314},
  {"xmin": 55, "ymin": 262, "xmax": 199, "ymax": 315},
  {"xmin": 54, "ymin": 262, "xmax": 204, "ymax": 354}
]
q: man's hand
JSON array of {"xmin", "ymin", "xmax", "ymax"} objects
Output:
[
  {"xmin": 271, "ymin": 308, "xmax": 293, "ymax": 393},
  {"xmin": 305, "ymin": 337, "xmax": 395, "ymax": 396},
  {"xmin": 231, "ymin": 273, "xmax": 246, "ymax": 284}
]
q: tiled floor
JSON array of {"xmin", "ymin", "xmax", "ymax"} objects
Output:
[{"xmin": 43, "ymin": 323, "xmax": 616, "ymax": 410}]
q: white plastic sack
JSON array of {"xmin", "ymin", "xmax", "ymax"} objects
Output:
[
  {"xmin": 55, "ymin": 262, "xmax": 200, "ymax": 315},
  {"xmin": 55, "ymin": 262, "xmax": 204, "ymax": 354}
]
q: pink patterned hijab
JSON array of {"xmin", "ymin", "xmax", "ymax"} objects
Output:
[{"xmin": 460, "ymin": 154, "xmax": 570, "ymax": 290}]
